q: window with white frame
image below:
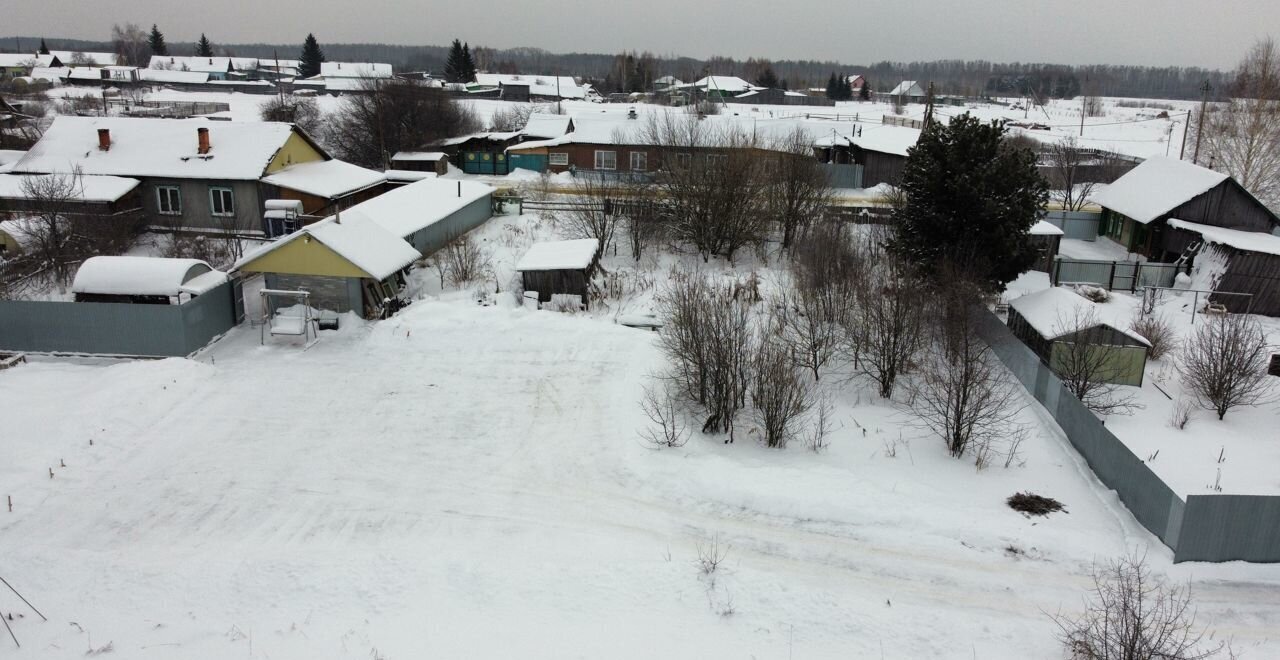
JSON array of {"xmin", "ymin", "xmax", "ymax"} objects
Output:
[
  {"xmin": 630, "ymin": 151, "xmax": 647, "ymax": 172},
  {"xmin": 549, "ymin": 152, "xmax": 569, "ymax": 166},
  {"xmin": 209, "ymin": 187, "xmax": 235, "ymax": 217},
  {"xmin": 705, "ymin": 153, "xmax": 727, "ymax": 168},
  {"xmin": 676, "ymin": 152, "xmax": 692, "ymax": 169},
  {"xmin": 594, "ymin": 150, "xmax": 617, "ymax": 170},
  {"xmin": 156, "ymin": 185, "xmax": 182, "ymax": 215}
]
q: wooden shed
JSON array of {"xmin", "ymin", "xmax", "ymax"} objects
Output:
[
  {"xmin": 516, "ymin": 239, "xmax": 601, "ymax": 309},
  {"xmin": 389, "ymin": 151, "xmax": 450, "ymax": 175},
  {"xmin": 1007, "ymin": 286, "xmax": 1150, "ymax": 387},
  {"xmin": 1164, "ymin": 219, "xmax": 1280, "ymax": 316},
  {"xmin": 1030, "ymin": 218, "xmax": 1064, "ymax": 273}
]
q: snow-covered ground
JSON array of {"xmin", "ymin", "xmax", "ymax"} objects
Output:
[{"xmin": 4, "ymin": 210, "xmax": 1280, "ymax": 659}]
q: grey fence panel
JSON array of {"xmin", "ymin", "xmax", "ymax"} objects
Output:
[
  {"xmin": 1176, "ymin": 496, "xmax": 1280, "ymax": 563},
  {"xmin": 1054, "ymin": 259, "xmax": 1117, "ymax": 287},
  {"xmin": 1043, "ymin": 210, "xmax": 1101, "ymax": 241},
  {"xmin": 0, "ymin": 300, "xmax": 188, "ymax": 357},
  {"xmin": 821, "ymin": 163, "xmax": 865, "ymax": 189},
  {"xmin": 1137, "ymin": 263, "xmax": 1179, "ymax": 289},
  {"xmin": 179, "ymin": 281, "xmax": 238, "ymax": 354}
]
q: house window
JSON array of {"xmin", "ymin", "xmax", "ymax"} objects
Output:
[
  {"xmin": 549, "ymin": 152, "xmax": 569, "ymax": 166},
  {"xmin": 594, "ymin": 150, "xmax": 617, "ymax": 170},
  {"xmin": 209, "ymin": 187, "xmax": 235, "ymax": 217},
  {"xmin": 676, "ymin": 153, "xmax": 692, "ymax": 169},
  {"xmin": 156, "ymin": 185, "xmax": 182, "ymax": 215},
  {"xmin": 706, "ymin": 154, "xmax": 727, "ymax": 168},
  {"xmin": 630, "ymin": 151, "xmax": 647, "ymax": 172}
]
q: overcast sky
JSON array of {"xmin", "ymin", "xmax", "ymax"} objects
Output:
[{"xmin": 5, "ymin": 0, "xmax": 1276, "ymax": 69}]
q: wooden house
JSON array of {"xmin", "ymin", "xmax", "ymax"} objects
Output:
[
  {"xmin": 1091, "ymin": 157, "xmax": 1280, "ymax": 262},
  {"xmin": 813, "ymin": 123, "xmax": 919, "ymax": 188},
  {"xmin": 1008, "ymin": 287, "xmax": 1150, "ymax": 386},
  {"xmin": 517, "ymin": 239, "xmax": 601, "ymax": 309},
  {"xmin": 886, "ymin": 81, "xmax": 926, "ymax": 103}
]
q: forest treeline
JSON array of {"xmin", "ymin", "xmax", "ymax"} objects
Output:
[{"xmin": 1, "ymin": 36, "xmax": 1231, "ymax": 100}]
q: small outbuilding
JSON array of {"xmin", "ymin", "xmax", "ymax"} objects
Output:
[
  {"xmin": 516, "ymin": 238, "xmax": 601, "ymax": 309},
  {"xmin": 233, "ymin": 216, "xmax": 420, "ymax": 318},
  {"xmin": 1007, "ymin": 286, "xmax": 1150, "ymax": 386},
  {"xmin": 389, "ymin": 151, "xmax": 450, "ymax": 175},
  {"xmin": 71, "ymin": 256, "xmax": 228, "ymax": 304},
  {"xmin": 1030, "ymin": 218, "xmax": 1065, "ymax": 272}
]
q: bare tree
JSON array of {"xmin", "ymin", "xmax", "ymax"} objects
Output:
[
  {"xmin": 764, "ymin": 126, "xmax": 832, "ymax": 248},
  {"xmin": 751, "ymin": 336, "xmax": 815, "ymax": 448},
  {"xmin": 1051, "ymin": 307, "xmax": 1140, "ymax": 416},
  {"xmin": 488, "ymin": 103, "xmax": 536, "ymax": 132},
  {"xmin": 325, "ymin": 78, "xmax": 481, "ymax": 169},
  {"xmin": 911, "ymin": 291, "xmax": 1026, "ymax": 460},
  {"xmin": 9, "ymin": 171, "xmax": 137, "ymax": 288},
  {"xmin": 774, "ymin": 287, "xmax": 843, "ymax": 382},
  {"xmin": 1051, "ymin": 553, "xmax": 1231, "ymax": 660},
  {"xmin": 110, "ymin": 23, "xmax": 146, "ymax": 66},
  {"xmin": 642, "ymin": 112, "xmax": 771, "ymax": 261},
  {"xmin": 560, "ymin": 175, "xmax": 623, "ymax": 253},
  {"xmin": 260, "ymin": 95, "xmax": 323, "ymax": 136},
  {"xmin": 1048, "ymin": 136, "xmax": 1099, "ymax": 212},
  {"xmin": 856, "ymin": 256, "xmax": 927, "ymax": 399},
  {"xmin": 1179, "ymin": 312, "xmax": 1274, "ymax": 420},
  {"xmin": 1194, "ymin": 38, "xmax": 1280, "ymax": 209}
]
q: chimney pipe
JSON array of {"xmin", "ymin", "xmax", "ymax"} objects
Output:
[
  {"xmin": 197, "ymin": 127, "xmax": 211, "ymax": 155},
  {"xmin": 97, "ymin": 128, "xmax": 110, "ymax": 151}
]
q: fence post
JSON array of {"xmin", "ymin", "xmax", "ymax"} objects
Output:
[{"xmin": 1108, "ymin": 261, "xmax": 1117, "ymax": 291}]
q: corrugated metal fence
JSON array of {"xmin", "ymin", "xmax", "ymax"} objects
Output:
[
  {"xmin": 821, "ymin": 163, "xmax": 865, "ymax": 189},
  {"xmin": 1042, "ymin": 210, "xmax": 1100, "ymax": 241},
  {"xmin": 977, "ymin": 310, "xmax": 1280, "ymax": 562},
  {"xmin": 0, "ymin": 281, "xmax": 237, "ymax": 358},
  {"xmin": 1052, "ymin": 259, "xmax": 1180, "ymax": 292}
]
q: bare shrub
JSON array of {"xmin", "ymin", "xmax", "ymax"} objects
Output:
[
  {"xmin": 489, "ymin": 103, "xmax": 535, "ymax": 132},
  {"xmin": 657, "ymin": 274, "xmax": 756, "ymax": 440},
  {"xmin": 763, "ymin": 125, "xmax": 832, "ymax": 248},
  {"xmin": 440, "ymin": 233, "xmax": 492, "ymax": 286},
  {"xmin": 260, "ymin": 95, "xmax": 323, "ymax": 135},
  {"xmin": 1170, "ymin": 397, "xmax": 1195, "ymax": 430},
  {"xmin": 774, "ymin": 287, "xmax": 843, "ymax": 382},
  {"xmin": 1051, "ymin": 553, "xmax": 1231, "ymax": 660},
  {"xmin": 695, "ymin": 534, "xmax": 729, "ymax": 575},
  {"xmin": 751, "ymin": 336, "xmax": 814, "ymax": 448},
  {"xmin": 639, "ymin": 381, "xmax": 689, "ymax": 448},
  {"xmin": 1179, "ymin": 313, "xmax": 1274, "ymax": 420},
  {"xmin": 1007, "ymin": 492, "xmax": 1066, "ymax": 516},
  {"xmin": 1131, "ymin": 314, "xmax": 1176, "ymax": 360},
  {"xmin": 1052, "ymin": 307, "xmax": 1139, "ymax": 416},
  {"xmin": 804, "ymin": 390, "xmax": 835, "ymax": 453},
  {"xmin": 560, "ymin": 175, "xmax": 622, "ymax": 252}
]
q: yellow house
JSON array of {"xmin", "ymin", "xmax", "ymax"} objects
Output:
[{"xmin": 234, "ymin": 216, "xmax": 419, "ymax": 318}]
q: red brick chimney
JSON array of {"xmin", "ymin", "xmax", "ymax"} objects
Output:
[
  {"xmin": 97, "ymin": 128, "xmax": 110, "ymax": 151},
  {"xmin": 197, "ymin": 127, "xmax": 211, "ymax": 155}
]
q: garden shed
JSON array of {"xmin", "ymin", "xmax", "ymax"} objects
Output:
[
  {"xmin": 233, "ymin": 216, "xmax": 419, "ymax": 318},
  {"xmin": 1007, "ymin": 286, "xmax": 1150, "ymax": 386},
  {"xmin": 72, "ymin": 256, "xmax": 228, "ymax": 304},
  {"xmin": 517, "ymin": 239, "xmax": 601, "ymax": 309},
  {"xmin": 1030, "ymin": 218, "xmax": 1064, "ymax": 272}
]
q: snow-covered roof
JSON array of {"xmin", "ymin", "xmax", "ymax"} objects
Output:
[
  {"xmin": 27, "ymin": 66, "xmax": 69, "ymax": 82},
  {"xmin": 51, "ymin": 51, "xmax": 117, "ymax": 67},
  {"xmin": 139, "ymin": 68, "xmax": 210, "ymax": 84},
  {"xmin": 71, "ymin": 256, "xmax": 226, "ymax": 297},
  {"xmin": 521, "ymin": 113, "xmax": 573, "ymax": 139},
  {"xmin": 436, "ymin": 131, "xmax": 522, "ymax": 147},
  {"xmin": 149, "ymin": 56, "xmax": 231, "ymax": 73},
  {"xmin": 235, "ymin": 216, "xmax": 420, "ymax": 281},
  {"xmin": 384, "ymin": 169, "xmax": 437, "ymax": 182},
  {"xmin": 0, "ymin": 173, "xmax": 140, "ymax": 202},
  {"xmin": 1167, "ymin": 218, "xmax": 1280, "ymax": 257},
  {"xmin": 261, "ymin": 159, "xmax": 385, "ymax": 199},
  {"xmin": 1009, "ymin": 286, "xmax": 1149, "ymax": 345},
  {"xmin": 0, "ymin": 150, "xmax": 25, "ymax": 173},
  {"xmin": 339, "ymin": 178, "xmax": 492, "ymax": 238},
  {"xmin": 12, "ymin": 116, "xmax": 311, "ymax": 181},
  {"xmin": 320, "ymin": 62, "xmax": 393, "ymax": 78},
  {"xmin": 473, "ymin": 73, "xmax": 585, "ymax": 99},
  {"xmin": 687, "ymin": 76, "xmax": 755, "ymax": 93},
  {"xmin": 516, "ymin": 239, "xmax": 600, "ymax": 271},
  {"xmin": 813, "ymin": 124, "xmax": 921, "ymax": 157},
  {"xmin": 1090, "ymin": 157, "xmax": 1228, "ymax": 224},
  {"xmin": 889, "ymin": 81, "xmax": 924, "ymax": 96},
  {"xmin": 0, "ymin": 54, "xmax": 40, "ymax": 67},
  {"xmin": 1031, "ymin": 219, "xmax": 1065, "ymax": 236},
  {"xmin": 391, "ymin": 151, "xmax": 448, "ymax": 162}
]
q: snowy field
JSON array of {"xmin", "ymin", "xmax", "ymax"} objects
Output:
[{"xmin": 4, "ymin": 210, "xmax": 1280, "ymax": 659}]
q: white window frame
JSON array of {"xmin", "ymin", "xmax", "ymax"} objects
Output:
[
  {"xmin": 629, "ymin": 151, "xmax": 647, "ymax": 172},
  {"xmin": 594, "ymin": 150, "xmax": 617, "ymax": 171},
  {"xmin": 548, "ymin": 152, "xmax": 569, "ymax": 166},
  {"xmin": 209, "ymin": 186, "xmax": 235, "ymax": 217},
  {"xmin": 676, "ymin": 152, "xmax": 692, "ymax": 169},
  {"xmin": 705, "ymin": 153, "xmax": 728, "ymax": 168},
  {"xmin": 156, "ymin": 185, "xmax": 182, "ymax": 215}
]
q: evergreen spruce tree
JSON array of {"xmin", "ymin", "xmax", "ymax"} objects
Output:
[
  {"xmin": 444, "ymin": 39, "xmax": 467, "ymax": 83},
  {"xmin": 889, "ymin": 114, "xmax": 1049, "ymax": 292},
  {"xmin": 755, "ymin": 66, "xmax": 779, "ymax": 89},
  {"xmin": 38, "ymin": 38, "xmax": 50, "ymax": 55},
  {"xmin": 859, "ymin": 79, "xmax": 872, "ymax": 101},
  {"xmin": 298, "ymin": 33, "xmax": 325, "ymax": 78},
  {"xmin": 825, "ymin": 72, "xmax": 838, "ymax": 100},
  {"xmin": 842, "ymin": 75, "xmax": 854, "ymax": 100},
  {"xmin": 148, "ymin": 24, "xmax": 168, "ymax": 56},
  {"xmin": 462, "ymin": 42, "xmax": 477, "ymax": 82},
  {"xmin": 195, "ymin": 33, "xmax": 214, "ymax": 58}
]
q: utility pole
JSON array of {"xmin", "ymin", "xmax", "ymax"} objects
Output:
[
  {"xmin": 1080, "ymin": 75, "xmax": 1087, "ymax": 136},
  {"xmin": 923, "ymin": 81, "xmax": 935, "ymax": 129},
  {"xmin": 1179, "ymin": 109, "xmax": 1191, "ymax": 160},
  {"xmin": 1192, "ymin": 80, "xmax": 1211, "ymax": 165}
]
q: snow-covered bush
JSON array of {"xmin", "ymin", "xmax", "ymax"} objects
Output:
[{"xmin": 1074, "ymin": 284, "xmax": 1112, "ymax": 303}]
